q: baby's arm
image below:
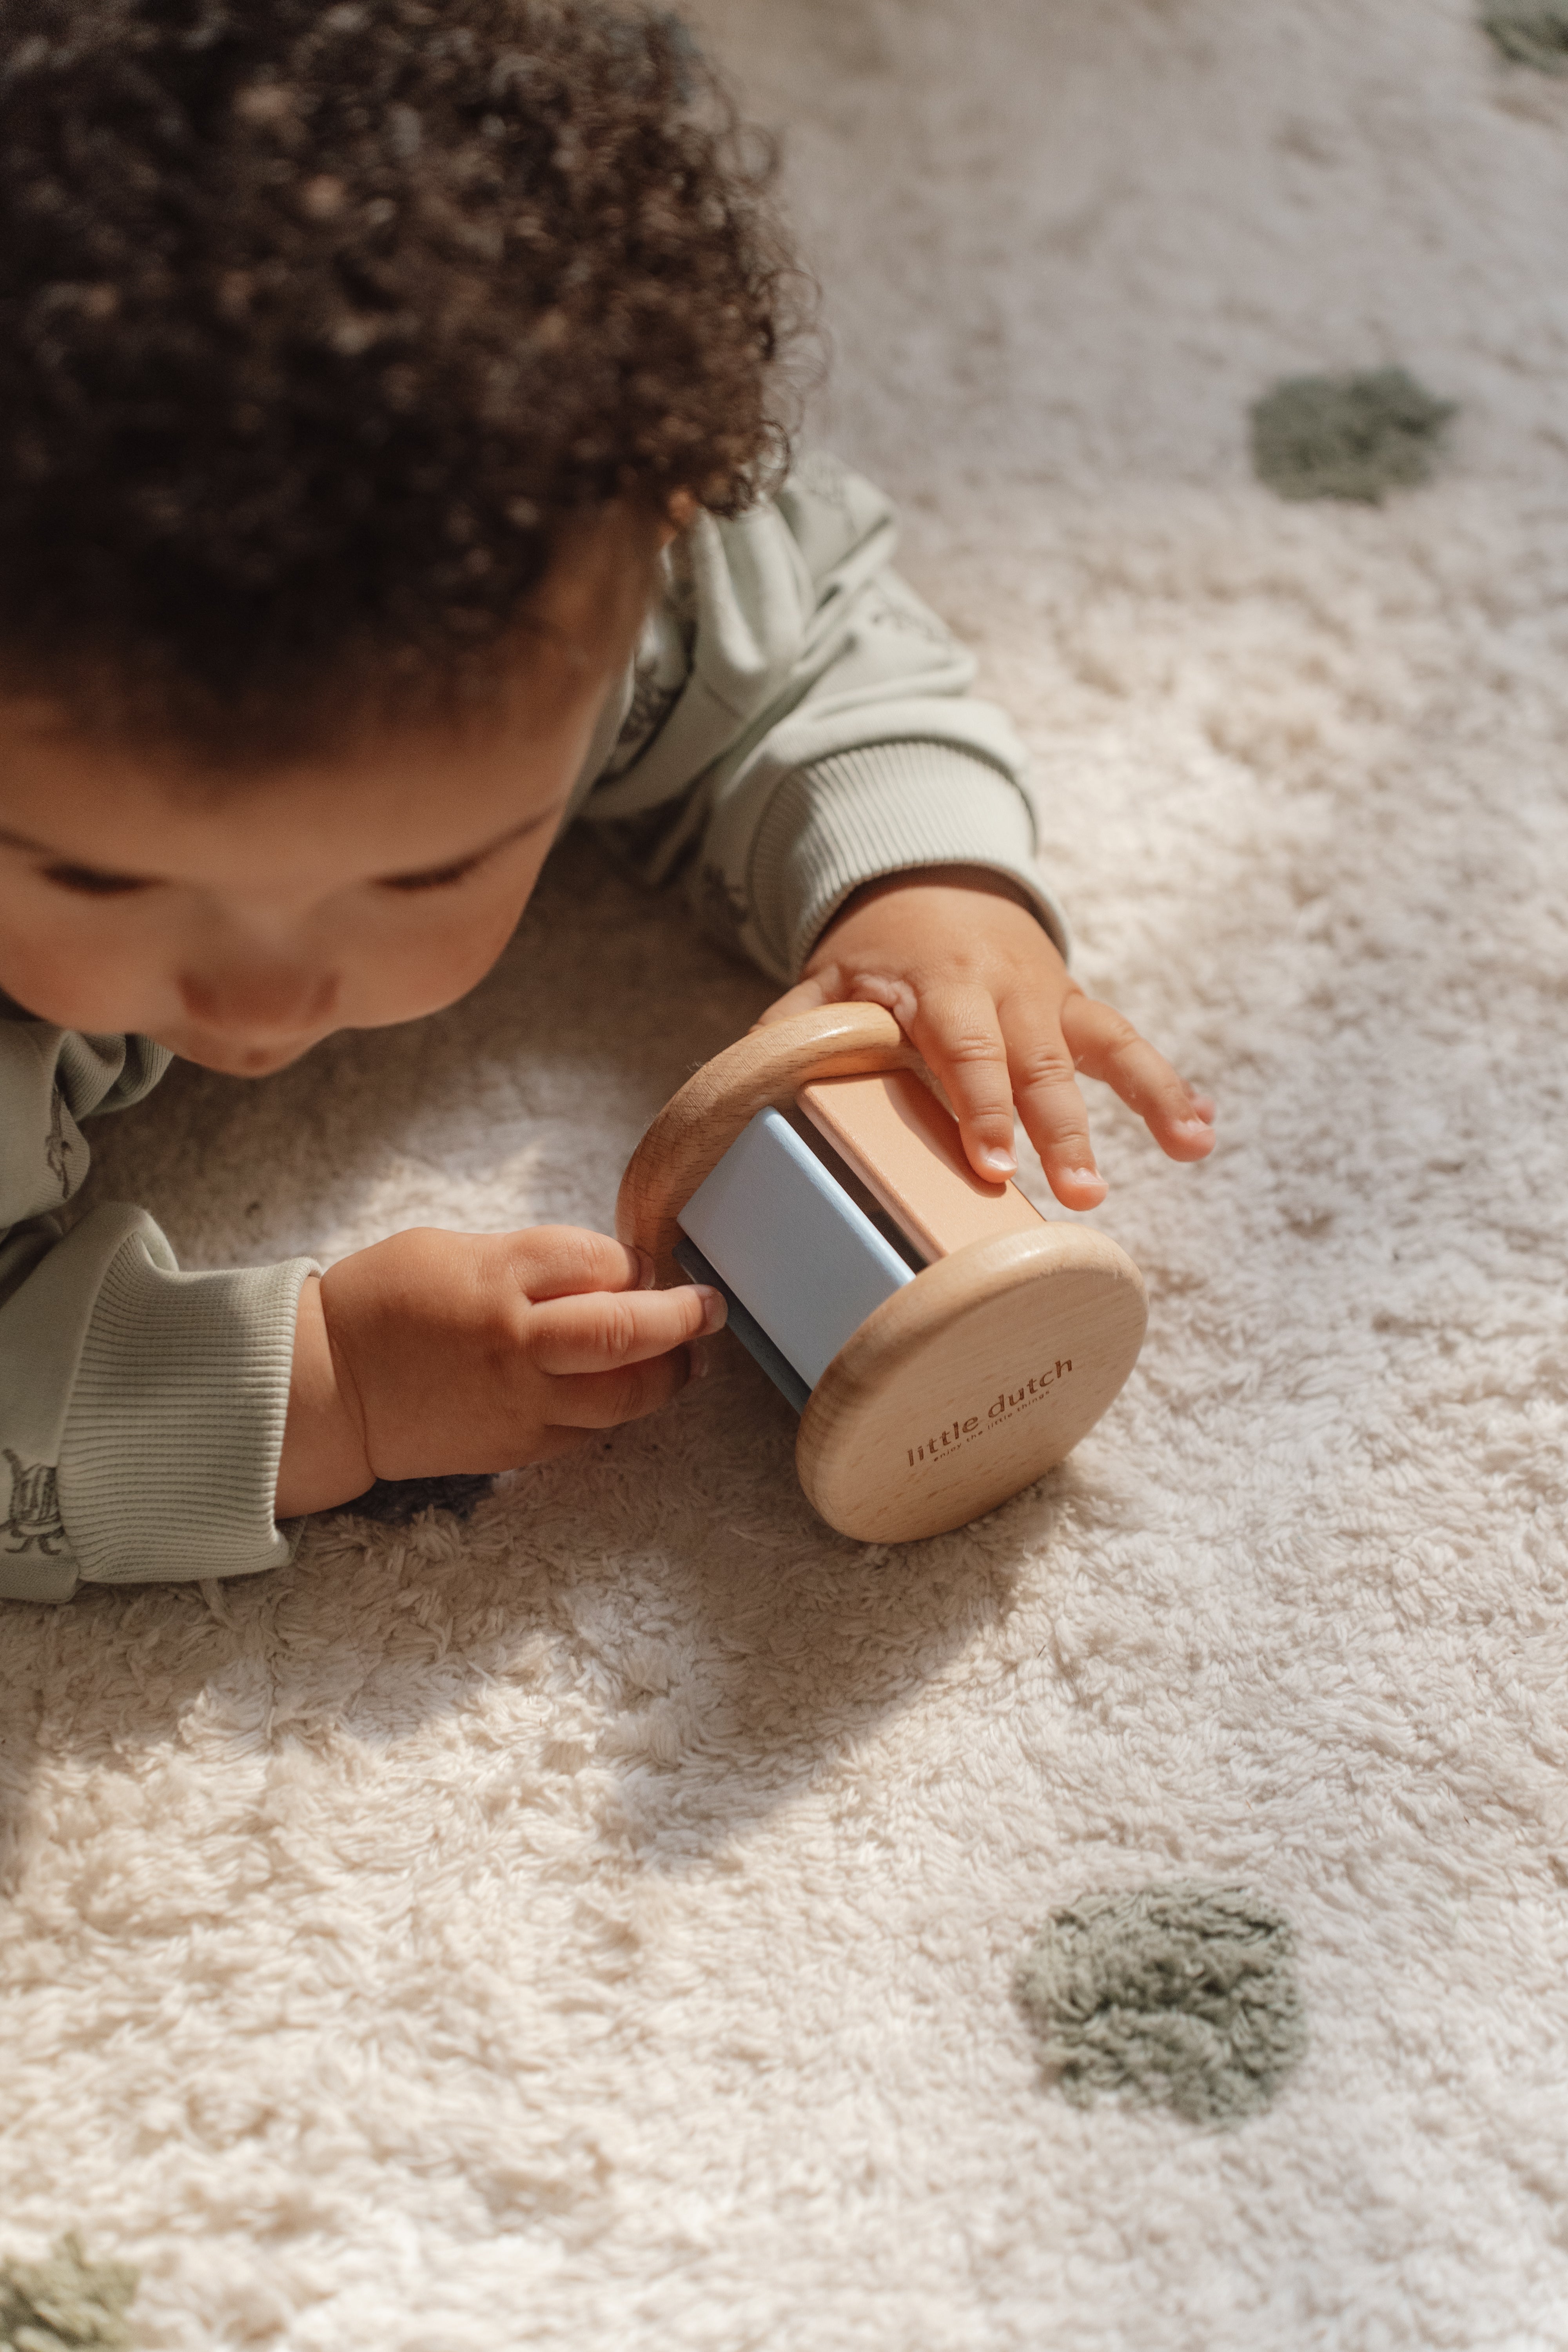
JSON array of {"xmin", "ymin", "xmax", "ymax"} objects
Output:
[
  {"xmin": 0, "ymin": 1020, "xmax": 318, "ymax": 1602},
  {"xmin": 592, "ymin": 455, "xmax": 1207, "ymax": 1187},
  {"xmin": 277, "ymin": 1226, "xmax": 724, "ymax": 1515},
  {"xmin": 0, "ymin": 1021, "xmax": 722, "ymax": 1580},
  {"xmin": 760, "ymin": 867, "xmax": 1214, "ymax": 1204}
]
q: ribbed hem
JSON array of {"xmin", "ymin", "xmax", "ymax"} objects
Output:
[
  {"xmin": 747, "ymin": 742, "xmax": 1070, "ymax": 980},
  {"xmin": 59, "ymin": 1235, "xmax": 316, "ymax": 1586}
]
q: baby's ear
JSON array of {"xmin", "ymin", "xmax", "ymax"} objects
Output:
[{"xmin": 661, "ymin": 490, "xmax": 698, "ymax": 544}]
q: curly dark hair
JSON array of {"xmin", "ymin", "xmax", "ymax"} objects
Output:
[{"xmin": 0, "ymin": 0, "xmax": 806, "ymax": 753}]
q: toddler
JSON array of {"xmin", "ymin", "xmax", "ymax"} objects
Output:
[{"xmin": 0, "ymin": 0, "xmax": 1213, "ymax": 1604}]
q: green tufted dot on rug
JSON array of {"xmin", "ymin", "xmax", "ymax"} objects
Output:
[
  {"xmin": 1014, "ymin": 1882, "xmax": 1307, "ymax": 2128},
  {"xmin": 1481, "ymin": 0, "xmax": 1568, "ymax": 71},
  {"xmin": 0, "ymin": 2236, "xmax": 139, "ymax": 2352},
  {"xmin": 1249, "ymin": 367, "xmax": 1456, "ymax": 504}
]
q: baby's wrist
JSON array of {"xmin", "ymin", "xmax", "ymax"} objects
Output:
[
  {"xmin": 828, "ymin": 862, "xmax": 1042, "ymax": 923},
  {"xmin": 275, "ymin": 1274, "xmax": 375, "ymax": 1518},
  {"xmin": 813, "ymin": 865, "xmax": 1064, "ymax": 973}
]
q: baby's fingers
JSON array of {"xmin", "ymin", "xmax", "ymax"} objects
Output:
[
  {"xmin": 530, "ymin": 1280, "xmax": 726, "ymax": 1377},
  {"xmin": 753, "ymin": 971, "xmax": 835, "ymax": 1027},
  {"xmin": 1059, "ymin": 994, "xmax": 1216, "ymax": 1161},
  {"xmin": 1001, "ymin": 997, "xmax": 1107, "ymax": 1208},
  {"xmin": 903, "ymin": 982, "xmax": 1023, "ymax": 1182},
  {"xmin": 506, "ymin": 1224, "xmax": 651, "ymax": 1303},
  {"xmin": 546, "ymin": 1346, "xmax": 698, "ymax": 1432}
]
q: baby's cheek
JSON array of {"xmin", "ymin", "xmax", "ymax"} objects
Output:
[
  {"xmin": 345, "ymin": 892, "xmax": 528, "ymax": 1025},
  {"xmin": 0, "ymin": 905, "xmax": 164, "ymax": 1033}
]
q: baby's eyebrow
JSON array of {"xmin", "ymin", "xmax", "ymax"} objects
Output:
[
  {"xmin": 0, "ymin": 798, "xmax": 567, "ymax": 881},
  {"xmin": 373, "ymin": 799, "xmax": 566, "ymax": 882}
]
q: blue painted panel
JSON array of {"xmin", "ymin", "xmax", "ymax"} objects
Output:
[
  {"xmin": 677, "ymin": 1107, "xmax": 915, "ymax": 1392},
  {"xmin": 673, "ymin": 1235, "xmax": 810, "ymax": 1414}
]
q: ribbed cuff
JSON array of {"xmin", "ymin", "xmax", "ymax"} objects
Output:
[
  {"xmin": 747, "ymin": 742, "xmax": 1070, "ymax": 980},
  {"xmin": 58, "ymin": 1232, "xmax": 316, "ymax": 1586}
]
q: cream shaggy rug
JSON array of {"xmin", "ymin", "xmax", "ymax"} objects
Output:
[{"xmin": 5, "ymin": 2, "xmax": 1568, "ymax": 2344}]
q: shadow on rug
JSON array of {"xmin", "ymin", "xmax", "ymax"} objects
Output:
[{"xmin": 338, "ymin": 1474, "xmax": 495, "ymax": 1528}]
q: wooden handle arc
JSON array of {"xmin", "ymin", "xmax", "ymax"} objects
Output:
[{"xmin": 616, "ymin": 1002, "xmax": 922, "ymax": 1277}]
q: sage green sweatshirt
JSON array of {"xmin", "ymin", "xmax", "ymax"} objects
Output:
[{"xmin": 0, "ymin": 454, "xmax": 1064, "ymax": 1602}]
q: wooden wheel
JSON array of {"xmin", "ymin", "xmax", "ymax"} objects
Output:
[{"xmin": 797, "ymin": 1225, "xmax": 1147, "ymax": 1542}]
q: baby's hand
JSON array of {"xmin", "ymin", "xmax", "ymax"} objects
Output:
[
  {"xmin": 276, "ymin": 1226, "xmax": 724, "ymax": 1516},
  {"xmin": 758, "ymin": 867, "xmax": 1214, "ymax": 1207}
]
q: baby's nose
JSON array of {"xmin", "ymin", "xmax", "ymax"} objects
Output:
[{"xmin": 177, "ymin": 961, "xmax": 339, "ymax": 1038}]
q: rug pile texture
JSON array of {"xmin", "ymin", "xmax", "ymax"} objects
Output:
[{"xmin": 4, "ymin": 2, "xmax": 1567, "ymax": 2344}]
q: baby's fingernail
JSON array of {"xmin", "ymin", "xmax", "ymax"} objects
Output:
[
  {"xmin": 1062, "ymin": 1166, "xmax": 1106, "ymax": 1194},
  {"xmin": 633, "ymin": 1247, "xmax": 656, "ymax": 1289},
  {"xmin": 979, "ymin": 1147, "xmax": 1016, "ymax": 1178},
  {"xmin": 695, "ymin": 1284, "xmax": 728, "ymax": 1335},
  {"xmin": 1172, "ymin": 1118, "xmax": 1215, "ymax": 1144},
  {"xmin": 687, "ymin": 1340, "xmax": 710, "ymax": 1381}
]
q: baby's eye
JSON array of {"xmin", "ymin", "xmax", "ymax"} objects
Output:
[
  {"xmin": 379, "ymin": 855, "xmax": 487, "ymax": 893},
  {"xmin": 42, "ymin": 864, "xmax": 152, "ymax": 897}
]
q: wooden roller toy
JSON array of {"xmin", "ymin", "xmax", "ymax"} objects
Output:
[{"xmin": 617, "ymin": 1004, "xmax": 1147, "ymax": 1543}]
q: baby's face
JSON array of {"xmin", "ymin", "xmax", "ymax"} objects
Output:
[{"xmin": 0, "ymin": 517, "xmax": 657, "ymax": 1077}]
